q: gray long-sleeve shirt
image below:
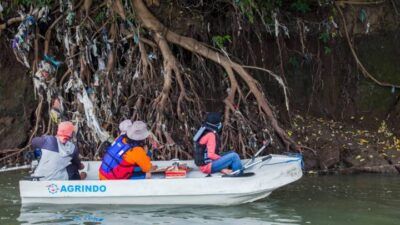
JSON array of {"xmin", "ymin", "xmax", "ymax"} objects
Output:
[{"xmin": 32, "ymin": 135, "xmax": 81, "ymax": 180}]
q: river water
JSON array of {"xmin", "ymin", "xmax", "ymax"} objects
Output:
[{"xmin": 0, "ymin": 171, "xmax": 399, "ymax": 225}]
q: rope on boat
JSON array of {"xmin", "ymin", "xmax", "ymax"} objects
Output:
[{"xmin": 262, "ymin": 153, "xmax": 304, "ymax": 169}]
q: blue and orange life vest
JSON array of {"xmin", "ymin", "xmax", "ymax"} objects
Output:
[{"xmin": 99, "ymin": 135, "xmax": 140, "ymax": 179}]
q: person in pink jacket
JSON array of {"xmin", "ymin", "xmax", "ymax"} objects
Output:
[{"xmin": 194, "ymin": 112, "xmax": 243, "ymax": 175}]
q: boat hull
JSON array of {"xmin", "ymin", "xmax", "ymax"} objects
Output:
[
  {"xmin": 20, "ymin": 154, "xmax": 302, "ymax": 205},
  {"xmin": 21, "ymin": 191, "xmax": 272, "ymax": 205}
]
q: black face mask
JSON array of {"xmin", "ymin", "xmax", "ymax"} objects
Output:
[{"xmin": 205, "ymin": 122, "xmax": 222, "ymax": 133}]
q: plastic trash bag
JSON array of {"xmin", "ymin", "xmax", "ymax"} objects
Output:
[
  {"xmin": 35, "ymin": 60, "xmax": 55, "ymax": 79},
  {"xmin": 77, "ymin": 85, "xmax": 110, "ymax": 142},
  {"xmin": 44, "ymin": 54, "xmax": 61, "ymax": 68},
  {"xmin": 50, "ymin": 108, "xmax": 61, "ymax": 124},
  {"xmin": 12, "ymin": 15, "xmax": 36, "ymax": 68},
  {"xmin": 0, "ymin": 3, "xmax": 4, "ymax": 20}
]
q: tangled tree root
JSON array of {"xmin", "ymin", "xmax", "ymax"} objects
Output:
[{"xmin": 0, "ymin": 0, "xmax": 302, "ymax": 166}]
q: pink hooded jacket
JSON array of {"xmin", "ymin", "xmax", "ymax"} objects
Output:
[{"xmin": 199, "ymin": 132, "xmax": 221, "ymax": 174}]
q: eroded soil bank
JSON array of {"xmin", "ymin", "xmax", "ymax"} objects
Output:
[{"xmin": 289, "ymin": 113, "xmax": 400, "ymax": 174}]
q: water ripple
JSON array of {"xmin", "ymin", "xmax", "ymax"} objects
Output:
[{"xmin": 0, "ymin": 172, "xmax": 399, "ymax": 225}]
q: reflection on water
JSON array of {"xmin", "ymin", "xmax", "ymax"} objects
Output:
[
  {"xmin": 18, "ymin": 203, "xmax": 301, "ymax": 225},
  {"xmin": 1, "ymin": 171, "xmax": 400, "ymax": 225}
]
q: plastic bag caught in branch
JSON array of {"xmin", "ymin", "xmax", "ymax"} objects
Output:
[
  {"xmin": 38, "ymin": 6, "xmax": 50, "ymax": 23},
  {"xmin": 32, "ymin": 76, "xmax": 47, "ymax": 97},
  {"xmin": 0, "ymin": 3, "xmax": 3, "ymax": 20},
  {"xmin": 66, "ymin": 10, "xmax": 75, "ymax": 26},
  {"xmin": 32, "ymin": 57, "xmax": 58, "ymax": 96},
  {"xmin": 50, "ymin": 95, "xmax": 65, "ymax": 124},
  {"xmin": 101, "ymin": 28, "xmax": 111, "ymax": 52},
  {"xmin": 77, "ymin": 87, "xmax": 110, "ymax": 142},
  {"xmin": 34, "ymin": 57, "xmax": 58, "ymax": 81},
  {"xmin": 44, "ymin": 54, "xmax": 61, "ymax": 69},
  {"xmin": 273, "ymin": 12, "xmax": 289, "ymax": 38},
  {"xmin": 12, "ymin": 15, "xmax": 36, "ymax": 68}
]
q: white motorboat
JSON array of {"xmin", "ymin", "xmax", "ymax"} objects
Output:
[{"xmin": 19, "ymin": 154, "xmax": 302, "ymax": 205}]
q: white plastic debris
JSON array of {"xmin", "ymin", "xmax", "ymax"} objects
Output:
[
  {"xmin": 77, "ymin": 85, "xmax": 110, "ymax": 142},
  {"xmin": 133, "ymin": 70, "xmax": 139, "ymax": 79},
  {"xmin": 98, "ymin": 58, "xmax": 106, "ymax": 70}
]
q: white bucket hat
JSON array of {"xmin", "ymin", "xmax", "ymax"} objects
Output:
[
  {"xmin": 119, "ymin": 119, "xmax": 132, "ymax": 134},
  {"xmin": 127, "ymin": 121, "xmax": 150, "ymax": 141}
]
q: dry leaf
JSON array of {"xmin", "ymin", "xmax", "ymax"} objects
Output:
[{"xmin": 359, "ymin": 139, "xmax": 369, "ymax": 145}]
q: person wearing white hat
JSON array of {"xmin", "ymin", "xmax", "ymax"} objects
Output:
[
  {"xmin": 99, "ymin": 121, "xmax": 156, "ymax": 180},
  {"xmin": 118, "ymin": 119, "xmax": 132, "ymax": 134}
]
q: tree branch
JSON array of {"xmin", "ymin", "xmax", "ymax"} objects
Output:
[
  {"xmin": 337, "ymin": 5, "xmax": 400, "ymax": 89},
  {"xmin": 132, "ymin": 0, "xmax": 298, "ymax": 150}
]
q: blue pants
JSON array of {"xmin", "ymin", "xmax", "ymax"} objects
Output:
[
  {"xmin": 211, "ymin": 152, "xmax": 243, "ymax": 173},
  {"xmin": 130, "ymin": 167, "xmax": 146, "ymax": 179}
]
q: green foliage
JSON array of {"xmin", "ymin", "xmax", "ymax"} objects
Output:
[
  {"xmin": 288, "ymin": 56, "xmax": 300, "ymax": 68},
  {"xmin": 234, "ymin": 0, "xmax": 283, "ymax": 24},
  {"xmin": 324, "ymin": 46, "xmax": 332, "ymax": 55},
  {"xmin": 319, "ymin": 32, "xmax": 332, "ymax": 54},
  {"xmin": 235, "ymin": 0, "xmax": 255, "ymax": 23},
  {"xmin": 94, "ymin": 10, "xmax": 107, "ymax": 24},
  {"xmin": 290, "ymin": 0, "xmax": 311, "ymax": 14},
  {"xmin": 212, "ymin": 35, "xmax": 232, "ymax": 49},
  {"xmin": 319, "ymin": 31, "xmax": 330, "ymax": 43},
  {"xmin": 260, "ymin": 0, "xmax": 282, "ymax": 10},
  {"xmin": 126, "ymin": 12, "xmax": 136, "ymax": 24}
]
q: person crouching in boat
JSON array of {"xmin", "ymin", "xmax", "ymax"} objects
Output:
[
  {"xmin": 193, "ymin": 112, "xmax": 243, "ymax": 175},
  {"xmin": 31, "ymin": 121, "xmax": 85, "ymax": 180},
  {"xmin": 99, "ymin": 121, "xmax": 156, "ymax": 180}
]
